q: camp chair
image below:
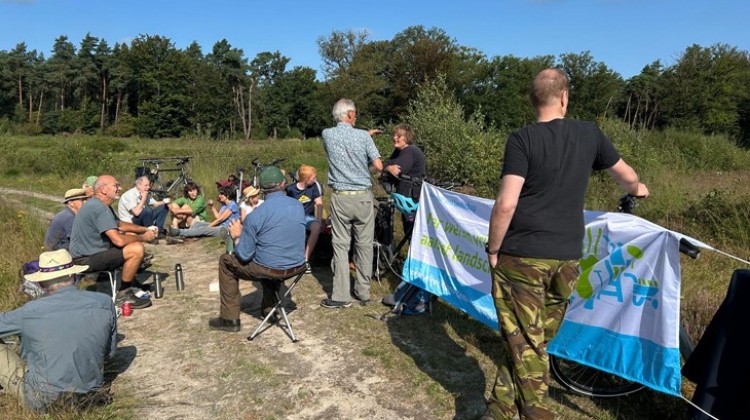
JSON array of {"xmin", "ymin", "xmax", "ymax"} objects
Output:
[
  {"xmin": 80, "ymin": 269, "xmax": 120, "ymax": 303},
  {"xmin": 247, "ymin": 266, "xmax": 307, "ymax": 343}
]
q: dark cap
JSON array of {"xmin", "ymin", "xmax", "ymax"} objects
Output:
[{"xmin": 259, "ymin": 166, "xmax": 285, "ymax": 188}]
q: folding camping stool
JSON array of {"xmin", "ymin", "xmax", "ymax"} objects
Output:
[
  {"xmin": 80, "ymin": 269, "xmax": 120, "ymax": 303},
  {"xmin": 247, "ymin": 267, "xmax": 306, "ymax": 343}
]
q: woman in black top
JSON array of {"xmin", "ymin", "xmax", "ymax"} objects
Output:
[{"xmin": 382, "ymin": 123, "xmax": 426, "ymax": 236}]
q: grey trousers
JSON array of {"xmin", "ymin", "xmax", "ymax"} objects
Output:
[
  {"xmin": 329, "ymin": 191, "xmax": 374, "ymax": 302},
  {"xmin": 177, "ymin": 221, "xmax": 224, "ymax": 238},
  {"xmin": 0, "ymin": 343, "xmax": 26, "ymax": 407}
]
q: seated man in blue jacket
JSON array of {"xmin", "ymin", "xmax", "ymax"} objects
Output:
[
  {"xmin": 0, "ymin": 249, "xmax": 117, "ymax": 411},
  {"xmin": 209, "ymin": 166, "xmax": 306, "ymax": 332},
  {"xmin": 44, "ymin": 188, "xmax": 88, "ymax": 251}
]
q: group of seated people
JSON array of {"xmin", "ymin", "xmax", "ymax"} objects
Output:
[
  {"xmin": 39, "ymin": 161, "xmax": 326, "ymax": 303},
  {"xmin": 0, "ymin": 165, "xmax": 318, "ymax": 411},
  {"xmin": 2, "ymin": 122, "xmax": 424, "ymax": 413}
]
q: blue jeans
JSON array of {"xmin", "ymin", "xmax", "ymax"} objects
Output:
[
  {"xmin": 175, "ymin": 221, "xmax": 224, "ymax": 238},
  {"xmin": 132, "ymin": 204, "xmax": 168, "ymax": 229}
]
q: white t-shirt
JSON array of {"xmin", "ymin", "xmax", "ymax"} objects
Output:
[
  {"xmin": 239, "ymin": 199, "xmax": 264, "ymax": 217},
  {"xmin": 117, "ymin": 187, "xmax": 157, "ymax": 223}
]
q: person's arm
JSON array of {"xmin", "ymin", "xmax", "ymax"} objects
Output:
[
  {"xmin": 0, "ymin": 307, "xmax": 22, "ymax": 338},
  {"xmin": 105, "ymin": 227, "xmax": 155, "ymax": 247},
  {"xmin": 606, "ymin": 159, "xmax": 649, "ymax": 197},
  {"xmin": 117, "ymin": 220, "xmax": 150, "ymax": 234},
  {"xmin": 209, "ymin": 200, "xmax": 221, "ymax": 220},
  {"xmin": 209, "ymin": 206, "xmax": 232, "ymax": 227},
  {"xmin": 385, "ymin": 164, "xmax": 401, "ymax": 177},
  {"xmin": 486, "ymin": 175, "xmax": 525, "ymax": 267},
  {"xmin": 370, "ymin": 158, "xmax": 383, "ymax": 173},
  {"xmin": 232, "ymin": 218, "xmax": 258, "ymax": 262},
  {"xmin": 313, "ymin": 196, "xmax": 324, "ymax": 223},
  {"xmin": 129, "ymin": 190, "xmax": 149, "ymax": 217}
]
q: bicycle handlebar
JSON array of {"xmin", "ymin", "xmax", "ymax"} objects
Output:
[
  {"xmin": 618, "ymin": 194, "xmax": 700, "ymax": 260},
  {"xmin": 250, "ymin": 157, "xmax": 287, "ymax": 168},
  {"xmin": 139, "ymin": 156, "xmax": 191, "ymax": 162}
]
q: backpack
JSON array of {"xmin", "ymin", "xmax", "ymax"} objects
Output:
[
  {"xmin": 19, "ymin": 260, "xmax": 44, "ymax": 299},
  {"xmin": 382, "ymin": 281, "xmax": 431, "ymax": 316}
]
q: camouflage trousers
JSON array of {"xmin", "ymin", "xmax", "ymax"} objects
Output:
[{"xmin": 486, "ymin": 254, "xmax": 579, "ymax": 420}]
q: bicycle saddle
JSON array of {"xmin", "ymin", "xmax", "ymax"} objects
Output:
[{"xmin": 391, "ymin": 193, "xmax": 419, "ymax": 216}]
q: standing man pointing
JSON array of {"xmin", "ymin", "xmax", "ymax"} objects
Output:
[{"xmin": 321, "ymin": 98, "xmax": 383, "ymax": 308}]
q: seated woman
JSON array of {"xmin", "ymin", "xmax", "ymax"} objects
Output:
[
  {"xmin": 239, "ymin": 185, "xmax": 264, "ymax": 223},
  {"xmin": 168, "ymin": 182, "xmax": 207, "ymax": 228},
  {"xmin": 285, "ymin": 165, "xmax": 323, "ymax": 271},
  {"xmin": 380, "ymin": 123, "xmax": 426, "ymax": 236},
  {"xmin": 169, "ymin": 186, "xmax": 239, "ymax": 238}
]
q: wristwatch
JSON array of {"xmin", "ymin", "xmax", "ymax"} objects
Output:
[{"xmin": 485, "ymin": 243, "xmax": 499, "ymax": 255}]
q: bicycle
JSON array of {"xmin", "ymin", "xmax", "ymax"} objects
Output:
[
  {"xmin": 249, "ymin": 157, "xmax": 288, "ymax": 189},
  {"xmin": 549, "ymin": 194, "xmax": 701, "ymax": 398},
  {"xmin": 136, "ymin": 156, "xmax": 193, "ymax": 200}
]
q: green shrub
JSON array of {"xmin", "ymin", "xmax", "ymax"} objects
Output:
[
  {"xmin": 108, "ymin": 113, "xmax": 137, "ymax": 138},
  {"xmin": 405, "ymin": 77, "xmax": 505, "ymax": 198}
]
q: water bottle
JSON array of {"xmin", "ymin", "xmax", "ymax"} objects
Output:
[
  {"xmin": 175, "ymin": 264, "xmax": 185, "ymax": 291},
  {"xmin": 153, "ymin": 273, "xmax": 163, "ymax": 298}
]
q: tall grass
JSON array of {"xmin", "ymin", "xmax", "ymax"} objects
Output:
[{"xmin": 0, "ymin": 203, "xmax": 45, "ymax": 312}]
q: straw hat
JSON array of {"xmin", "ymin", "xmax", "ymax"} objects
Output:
[
  {"xmin": 24, "ymin": 249, "xmax": 89, "ymax": 282},
  {"xmin": 243, "ymin": 186, "xmax": 260, "ymax": 198},
  {"xmin": 63, "ymin": 188, "xmax": 88, "ymax": 203}
]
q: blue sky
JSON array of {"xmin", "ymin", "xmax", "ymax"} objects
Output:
[{"xmin": 1, "ymin": 0, "xmax": 747, "ymax": 80}]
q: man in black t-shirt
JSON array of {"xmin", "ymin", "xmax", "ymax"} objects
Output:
[{"xmin": 482, "ymin": 68, "xmax": 649, "ymax": 420}]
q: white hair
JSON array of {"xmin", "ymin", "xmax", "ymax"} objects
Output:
[{"xmin": 332, "ymin": 99, "xmax": 356, "ymax": 121}]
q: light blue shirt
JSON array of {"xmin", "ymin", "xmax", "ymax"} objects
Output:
[
  {"xmin": 0, "ymin": 286, "xmax": 117, "ymax": 410},
  {"xmin": 322, "ymin": 122, "xmax": 381, "ymax": 191},
  {"xmin": 219, "ymin": 201, "xmax": 240, "ymax": 227},
  {"xmin": 236, "ymin": 191, "xmax": 305, "ymax": 269}
]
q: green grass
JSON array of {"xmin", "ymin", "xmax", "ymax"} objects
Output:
[{"xmin": 2, "ymin": 129, "xmax": 750, "ymax": 418}]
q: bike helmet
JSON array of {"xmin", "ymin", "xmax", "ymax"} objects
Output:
[{"xmin": 391, "ymin": 193, "xmax": 419, "ymax": 217}]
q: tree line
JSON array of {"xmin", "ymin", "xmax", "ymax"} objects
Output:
[{"xmin": 1, "ymin": 26, "xmax": 749, "ymax": 145}]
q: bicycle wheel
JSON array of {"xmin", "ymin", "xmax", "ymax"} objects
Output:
[{"xmin": 550, "ymin": 355, "xmax": 645, "ymax": 397}]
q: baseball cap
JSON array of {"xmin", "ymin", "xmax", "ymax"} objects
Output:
[{"xmin": 259, "ymin": 166, "xmax": 285, "ymax": 188}]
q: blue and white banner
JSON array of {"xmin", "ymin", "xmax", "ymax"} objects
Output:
[
  {"xmin": 403, "ymin": 183, "xmax": 498, "ymax": 330},
  {"xmin": 403, "ymin": 183, "xmax": 712, "ymax": 396}
]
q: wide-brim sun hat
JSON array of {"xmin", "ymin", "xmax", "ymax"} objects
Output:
[
  {"xmin": 24, "ymin": 249, "xmax": 89, "ymax": 282},
  {"xmin": 63, "ymin": 188, "xmax": 88, "ymax": 203},
  {"xmin": 243, "ymin": 186, "xmax": 260, "ymax": 198}
]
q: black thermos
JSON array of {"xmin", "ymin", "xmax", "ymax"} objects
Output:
[{"xmin": 175, "ymin": 264, "xmax": 184, "ymax": 291}]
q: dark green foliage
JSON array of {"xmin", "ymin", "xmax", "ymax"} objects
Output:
[{"xmin": 0, "ymin": 31, "xmax": 749, "ymax": 146}]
